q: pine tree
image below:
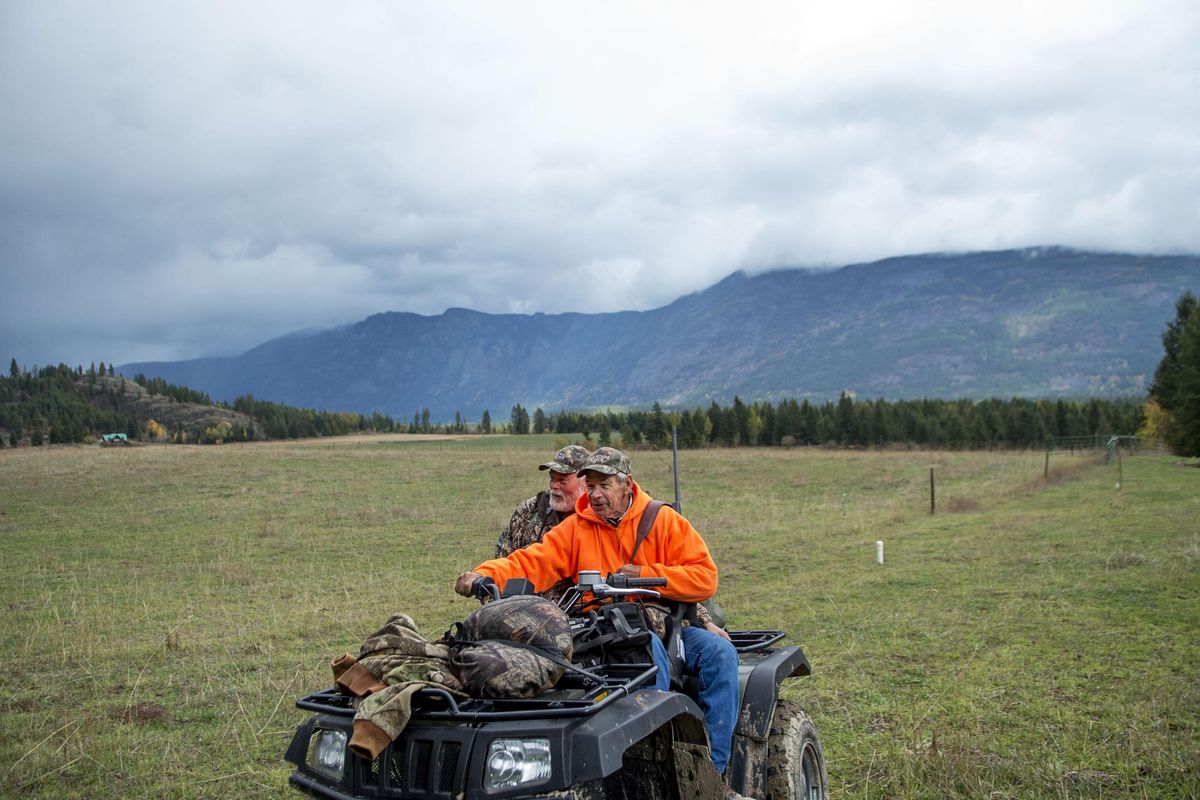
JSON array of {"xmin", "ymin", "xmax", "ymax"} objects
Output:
[
  {"xmin": 1150, "ymin": 292, "xmax": 1200, "ymax": 456},
  {"xmin": 510, "ymin": 404, "xmax": 530, "ymax": 434},
  {"xmin": 835, "ymin": 392, "xmax": 856, "ymax": 445},
  {"xmin": 481, "ymin": 410, "xmax": 492, "ymax": 434},
  {"xmin": 9, "ymin": 358, "xmax": 18, "ymax": 378},
  {"xmin": 646, "ymin": 402, "xmax": 667, "ymax": 447},
  {"xmin": 732, "ymin": 396, "xmax": 749, "ymax": 445}
]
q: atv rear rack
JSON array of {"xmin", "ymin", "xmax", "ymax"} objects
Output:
[{"xmin": 727, "ymin": 630, "xmax": 785, "ymax": 652}]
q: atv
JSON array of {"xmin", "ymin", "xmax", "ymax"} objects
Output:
[{"xmin": 284, "ymin": 572, "xmax": 828, "ymax": 799}]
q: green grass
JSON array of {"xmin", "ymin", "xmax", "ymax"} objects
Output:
[{"xmin": 0, "ymin": 439, "xmax": 1197, "ymax": 798}]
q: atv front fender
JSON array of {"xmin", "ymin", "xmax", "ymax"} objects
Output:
[{"xmin": 566, "ymin": 689, "xmax": 709, "ymax": 784}]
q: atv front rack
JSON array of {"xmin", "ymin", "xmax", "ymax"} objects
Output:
[
  {"xmin": 295, "ymin": 630, "xmax": 789, "ymax": 722},
  {"xmin": 297, "ymin": 662, "xmax": 660, "ymax": 722}
]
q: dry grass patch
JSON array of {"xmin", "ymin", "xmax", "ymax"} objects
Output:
[
  {"xmin": 945, "ymin": 496, "xmax": 983, "ymax": 513},
  {"xmin": 114, "ymin": 703, "xmax": 173, "ymax": 725}
]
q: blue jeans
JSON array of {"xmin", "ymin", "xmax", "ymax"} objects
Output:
[{"xmin": 649, "ymin": 626, "xmax": 740, "ymax": 774}]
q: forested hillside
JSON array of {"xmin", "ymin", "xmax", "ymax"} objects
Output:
[
  {"xmin": 122, "ymin": 248, "xmax": 1199, "ymax": 419},
  {"xmin": 0, "ymin": 362, "xmax": 401, "ymax": 446},
  {"xmin": 0, "ymin": 363, "xmax": 139, "ymax": 445}
]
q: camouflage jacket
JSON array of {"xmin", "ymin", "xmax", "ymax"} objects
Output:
[
  {"xmin": 495, "ymin": 491, "xmax": 565, "ymax": 557},
  {"xmin": 494, "ymin": 491, "xmax": 574, "ymax": 601}
]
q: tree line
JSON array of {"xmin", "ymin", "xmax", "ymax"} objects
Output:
[
  {"xmin": 510, "ymin": 395, "xmax": 1145, "ymax": 450},
  {"xmin": 230, "ymin": 395, "xmax": 398, "ymax": 440},
  {"xmin": 0, "ymin": 360, "xmax": 1148, "ymax": 450}
]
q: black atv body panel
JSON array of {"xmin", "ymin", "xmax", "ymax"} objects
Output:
[
  {"xmin": 286, "ymin": 633, "xmax": 811, "ymax": 799},
  {"xmin": 285, "ymin": 687, "xmax": 709, "ymax": 799}
]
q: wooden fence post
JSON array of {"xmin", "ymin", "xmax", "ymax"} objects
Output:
[{"xmin": 929, "ymin": 466, "xmax": 936, "ymax": 515}]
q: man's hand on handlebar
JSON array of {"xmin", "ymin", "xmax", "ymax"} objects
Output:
[
  {"xmin": 616, "ymin": 564, "xmax": 641, "ymax": 579},
  {"xmin": 455, "ymin": 571, "xmax": 484, "ymax": 597}
]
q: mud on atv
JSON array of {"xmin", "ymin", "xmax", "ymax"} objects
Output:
[{"xmin": 284, "ymin": 573, "xmax": 828, "ymax": 799}]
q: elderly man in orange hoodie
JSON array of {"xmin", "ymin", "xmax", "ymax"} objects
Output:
[{"xmin": 455, "ymin": 447, "xmax": 744, "ymax": 795}]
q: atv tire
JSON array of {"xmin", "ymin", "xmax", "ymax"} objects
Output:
[{"xmin": 766, "ymin": 700, "xmax": 828, "ymax": 800}]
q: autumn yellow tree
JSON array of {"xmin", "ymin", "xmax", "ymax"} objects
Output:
[
  {"xmin": 146, "ymin": 419, "xmax": 167, "ymax": 441},
  {"xmin": 200, "ymin": 420, "xmax": 233, "ymax": 444},
  {"xmin": 1136, "ymin": 399, "xmax": 1169, "ymax": 448}
]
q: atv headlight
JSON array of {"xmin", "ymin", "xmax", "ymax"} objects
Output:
[
  {"xmin": 484, "ymin": 737, "xmax": 552, "ymax": 793},
  {"xmin": 307, "ymin": 728, "xmax": 347, "ymax": 781}
]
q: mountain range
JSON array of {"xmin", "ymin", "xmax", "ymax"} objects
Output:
[{"xmin": 122, "ymin": 247, "xmax": 1199, "ymax": 420}]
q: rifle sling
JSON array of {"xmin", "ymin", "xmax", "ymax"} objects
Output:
[
  {"xmin": 628, "ymin": 500, "xmax": 701, "ymax": 626},
  {"xmin": 628, "ymin": 500, "xmax": 665, "ymax": 564}
]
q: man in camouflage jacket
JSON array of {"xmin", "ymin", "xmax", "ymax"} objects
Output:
[{"xmin": 495, "ymin": 445, "xmax": 591, "ymax": 557}]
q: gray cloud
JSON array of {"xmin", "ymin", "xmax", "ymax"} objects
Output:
[{"xmin": 2, "ymin": 0, "xmax": 1198, "ymax": 369}]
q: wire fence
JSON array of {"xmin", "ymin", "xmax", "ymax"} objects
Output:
[{"xmin": 1043, "ymin": 433, "xmax": 1139, "ymax": 474}]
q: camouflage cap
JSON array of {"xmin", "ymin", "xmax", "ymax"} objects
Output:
[
  {"xmin": 538, "ymin": 445, "xmax": 591, "ymax": 474},
  {"xmin": 579, "ymin": 446, "xmax": 632, "ymax": 476}
]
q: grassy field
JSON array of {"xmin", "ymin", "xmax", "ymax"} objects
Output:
[{"xmin": 0, "ymin": 436, "xmax": 1197, "ymax": 799}]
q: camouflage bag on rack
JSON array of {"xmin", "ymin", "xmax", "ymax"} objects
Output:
[{"xmin": 448, "ymin": 595, "xmax": 574, "ymax": 699}]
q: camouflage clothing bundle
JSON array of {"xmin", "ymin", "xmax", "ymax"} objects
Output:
[
  {"xmin": 355, "ymin": 613, "xmax": 463, "ymax": 689},
  {"xmin": 450, "ymin": 595, "xmax": 574, "ymax": 699},
  {"xmin": 334, "ymin": 602, "xmax": 575, "ymax": 760},
  {"xmin": 332, "ymin": 613, "xmax": 465, "ymax": 761}
]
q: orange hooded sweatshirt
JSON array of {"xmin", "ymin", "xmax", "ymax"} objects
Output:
[{"xmin": 472, "ymin": 478, "xmax": 717, "ymax": 603}]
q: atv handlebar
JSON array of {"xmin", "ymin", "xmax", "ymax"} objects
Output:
[
  {"xmin": 555, "ymin": 571, "xmax": 665, "ymax": 611},
  {"xmin": 472, "ymin": 570, "xmax": 666, "ymax": 607},
  {"xmin": 611, "ymin": 574, "xmax": 668, "ymax": 589},
  {"xmin": 472, "ymin": 575, "xmax": 500, "ymax": 602}
]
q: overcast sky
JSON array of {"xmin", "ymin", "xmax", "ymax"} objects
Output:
[{"xmin": 2, "ymin": 1, "xmax": 1198, "ymax": 369}]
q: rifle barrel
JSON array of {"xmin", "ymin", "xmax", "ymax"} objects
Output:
[{"xmin": 672, "ymin": 426, "xmax": 682, "ymax": 513}]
